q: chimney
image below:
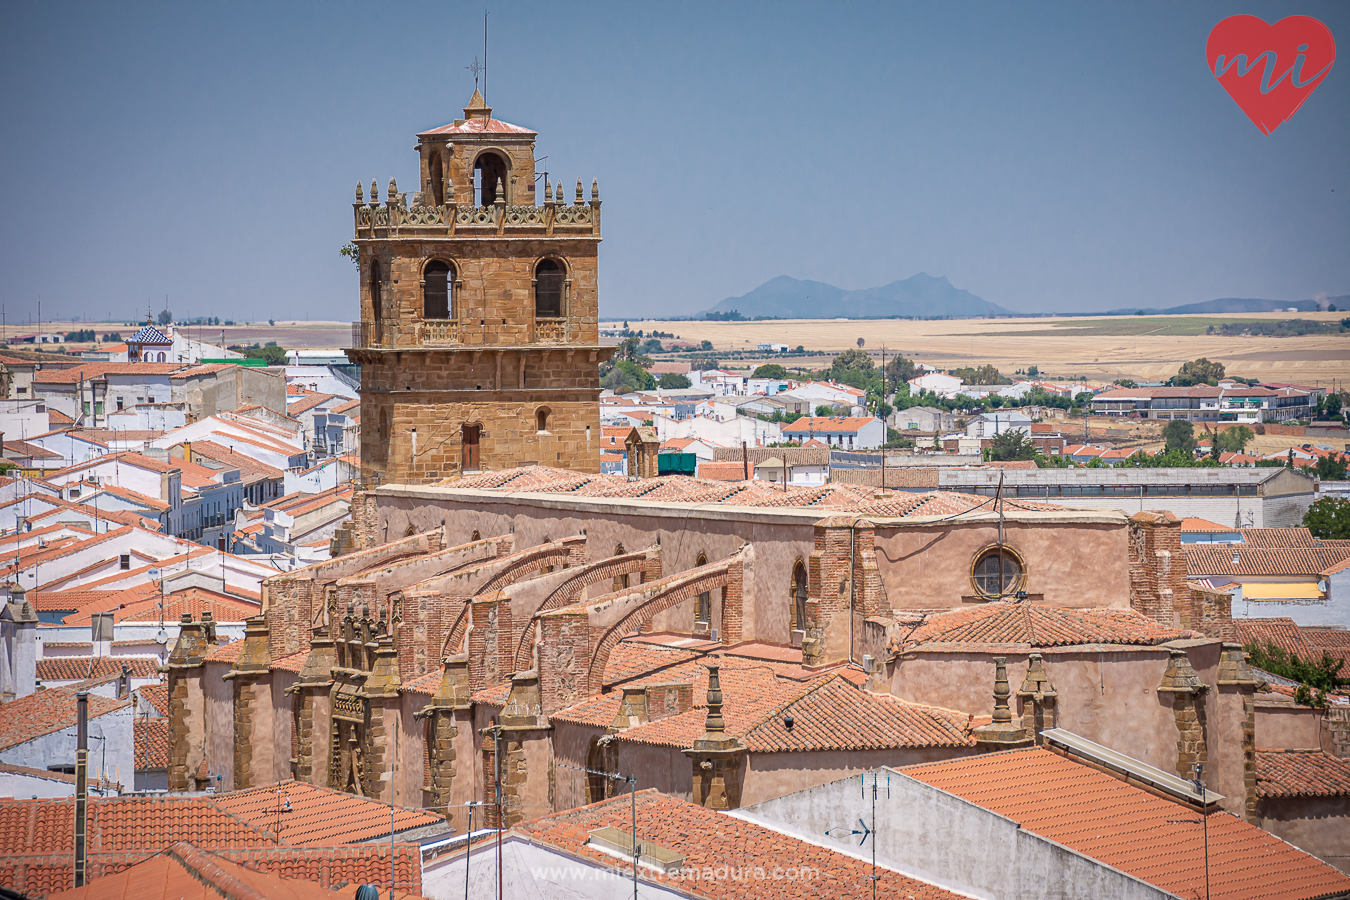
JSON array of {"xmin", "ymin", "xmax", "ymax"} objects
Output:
[{"xmin": 74, "ymin": 691, "xmax": 89, "ymax": 887}]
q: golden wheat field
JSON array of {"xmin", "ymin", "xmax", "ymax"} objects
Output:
[{"xmin": 642, "ymin": 312, "xmax": 1350, "ymax": 389}]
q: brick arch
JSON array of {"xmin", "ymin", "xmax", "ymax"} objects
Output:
[
  {"xmin": 586, "ymin": 562, "xmax": 741, "ymax": 695},
  {"xmin": 511, "ymin": 550, "xmax": 654, "ymax": 671},
  {"xmin": 440, "ymin": 541, "xmax": 585, "ymax": 657},
  {"xmin": 479, "ymin": 543, "xmax": 578, "ymax": 595}
]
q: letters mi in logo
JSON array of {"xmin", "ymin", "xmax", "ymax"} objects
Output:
[{"xmin": 1207, "ymin": 15, "xmax": 1336, "ymax": 134}]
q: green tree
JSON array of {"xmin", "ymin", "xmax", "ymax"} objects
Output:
[
  {"xmin": 612, "ymin": 337, "xmax": 652, "ymax": 368},
  {"xmin": 1026, "ymin": 365, "xmax": 1040, "ymax": 377},
  {"xmin": 1113, "ymin": 378, "xmax": 1137, "ymax": 388},
  {"xmin": 1216, "ymin": 425, "xmax": 1255, "ymax": 453},
  {"xmin": 989, "ymin": 430, "xmax": 1036, "ymax": 461},
  {"xmin": 156, "ymin": 310, "xmax": 173, "ymax": 326},
  {"xmin": 244, "ymin": 344, "xmax": 287, "ymax": 366},
  {"xmin": 1325, "ymin": 392, "xmax": 1343, "ymax": 419},
  {"xmin": 1163, "ymin": 419, "xmax": 1196, "ymax": 454},
  {"xmin": 700, "ymin": 340, "xmax": 714, "ymax": 351},
  {"xmin": 1313, "ymin": 453, "xmax": 1348, "ymax": 482},
  {"xmin": 950, "ymin": 364, "xmax": 1009, "ymax": 385},
  {"xmin": 884, "ymin": 354, "xmax": 919, "ymax": 385},
  {"xmin": 339, "ymin": 242, "xmax": 359, "ymax": 266},
  {"xmin": 657, "ymin": 372, "xmax": 691, "ymax": 389},
  {"xmin": 752, "ymin": 364, "xmax": 789, "ymax": 379},
  {"xmin": 1303, "ymin": 496, "xmax": 1350, "ymax": 539},
  {"xmin": 1174, "ymin": 358, "xmax": 1225, "ymax": 387},
  {"xmin": 829, "ymin": 349, "xmax": 873, "ymax": 378},
  {"xmin": 815, "ymin": 405, "xmax": 837, "ymax": 417},
  {"xmin": 1246, "ymin": 640, "xmax": 1344, "ymax": 699},
  {"xmin": 602, "ymin": 360, "xmax": 656, "ymax": 393}
]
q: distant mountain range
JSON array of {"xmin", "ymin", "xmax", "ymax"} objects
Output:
[
  {"xmin": 698, "ymin": 274, "xmax": 1346, "ymax": 320},
  {"xmin": 701, "ymin": 274, "xmax": 1011, "ymax": 319},
  {"xmin": 1104, "ymin": 296, "xmax": 1349, "ymax": 316}
]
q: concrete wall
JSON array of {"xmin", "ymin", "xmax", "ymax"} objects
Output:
[
  {"xmin": 742, "ymin": 747, "xmax": 978, "ymax": 807},
  {"xmin": 735, "ymin": 769, "xmax": 1172, "ymax": 900},
  {"xmin": 1259, "ymin": 796, "xmax": 1350, "ymax": 874}
]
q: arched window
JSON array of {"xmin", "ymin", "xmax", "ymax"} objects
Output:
[
  {"xmin": 429, "ymin": 153, "xmax": 444, "ymax": 206},
  {"xmin": 534, "ymin": 259, "xmax": 564, "ymax": 319},
  {"xmin": 612, "ymin": 544, "xmax": 629, "ymax": 592},
  {"xmin": 695, "ymin": 553, "xmax": 710, "ymax": 626},
  {"xmin": 474, "ymin": 152, "xmax": 508, "ymax": 206},
  {"xmin": 370, "ymin": 259, "xmax": 383, "ymax": 323},
  {"xmin": 535, "ymin": 407, "xmax": 550, "ymax": 433},
  {"xmin": 791, "ymin": 560, "xmax": 808, "ymax": 633},
  {"xmin": 423, "ymin": 261, "xmax": 452, "ymax": 320}
]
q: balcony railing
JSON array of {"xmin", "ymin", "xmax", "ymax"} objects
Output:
[
  {"xmin": 418, "ymin": 319, "xmax": 460, "ymax": 345},
  {"xmin": 534, "ymin": 318, "xmax": 567, "ymax": 343}
]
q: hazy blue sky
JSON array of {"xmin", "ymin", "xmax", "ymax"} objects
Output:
[{"xmin": 1, "ymin": 2, "xmax": 1346, "ymax": 323}]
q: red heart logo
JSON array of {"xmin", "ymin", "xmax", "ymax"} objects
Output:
[{"xmin": 1206, "ymin": 15, "xmax": 1336, "ymax": 134}]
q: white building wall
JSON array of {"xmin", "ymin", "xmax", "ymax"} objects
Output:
[
  {"xmin": 734, "ymin": 770, "xmax": 1171, "ymax": 900},
  {"xmin": 0, "ymin": 705, "xmax": 135, "ymax": 791}
]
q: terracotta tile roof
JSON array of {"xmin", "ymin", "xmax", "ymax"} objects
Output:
[
  {"xmin": 35, "ymin": 656, "xmax": 159, "ymax": 683},
  {"xmin": 737, "ymin": 675, "xmax": 975, "ymax": 752},
  {"xmin": 205, "ymin": 639, "xmax": 246, "ymax": 663},
  {"xmin": 1239, "ymin": 527, "xmax": 1321, "ymax": 548},
  {"xmin": 1183, "ymin": 544, "xmax": 1350, "ymax": 577},
  {"xmin": 211, "ymin": 781, "xmax": 444, "ymax": 845},
  {"xmin": 285, "ymin": 392, "xmax": 339, "ymax": 416},
  {"xmin": 694, "ymin": 460, "xmax": 748, "ymax": 482},
  {"xmin": 136, "ymin": 682, "xmax": 169, "ymax": 716},
  {"xmin": 188, "ymin": 441, "xmax": 285, "ymax": 481},
  {"xmin": 556, "ymin": 656, "xmax": 972, "ymax": 752},
  {"xmin": 902, "ymin": 747, "xmax": 1350, "ymax": 900},
  {"xmin": 0, "ymin": 797, "xmax": 268, "ymax": 897},
  {"xmin": 402, "ymin": 669, "xmax": 443, "ymax": 696},
  {"xmin": 62, "ymin": 588, "xmax": 261, "ymax": 626},
  {"xmin": 899, "ymin": 603, "xmax": 1190, "ymax": 649},
  {"xmin": 442, "ymin": 465, "xmax": 1055, "ymax": 519},
  {"xmin": 1257, "ymin": 749, "xmax": 1350, "ymax": 799},
  {"xmin": 0, "ymin": 763, "xmax": 78, "ymax": 785},
  {"xmin": 270, "ymin": 650, "xmax": 308, "ymax": 674},
  {"xmin": 0, "ymin": 690, "xmax": 130, "ymax": 751},
  {"xmin": 330, "ymin": 398, "xmax": 361, "ymax": 415},
  {"xmin": 600, "ymin": 641, "xmax": 702, "ymax": 686},
  {"xmin": 134, "ymin": 718, "xmax": 169, "ymax": 771},
  {"xmin": 1237, "ymin": 619, "xmax": 1350, "ymax": 669},
  {"xmin": 419, "ymin": 115, "xmax": 536, "ymax": 137},
  {"xmin": 30, "ymin": 585, "xmax": 157, "ymax": 612},
  {"xmin": 515, "ymin": 790, "xmax": 966, "ymax": 899},
  {"xmin": 1180, "ymin": 517, "xmax": 1235, "ymax": 532},
  {"xmin": 44, "ymin": 842, "xmax": 390, "ymax": 900}
]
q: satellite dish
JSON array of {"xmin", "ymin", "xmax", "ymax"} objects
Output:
[{"xmin": 155, "ymin": 628, "xmax": 169, "ymax": 645}]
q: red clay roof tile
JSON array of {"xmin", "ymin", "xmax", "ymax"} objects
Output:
[
  {"xmin": 0, "ymin": 690, "xmax": 130, "ymax": 751},
  {"xmin": 1257, "ymin": 749, "xmax": 1350, "ymax": 799},
  {"xmin": 902, "ymin": 747, "xmax": 1350, "ymax": 900}
]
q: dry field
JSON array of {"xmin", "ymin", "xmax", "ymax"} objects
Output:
[{"xmin": 643, "ymin": 312, "xmax": 1350, "ymax": 389}]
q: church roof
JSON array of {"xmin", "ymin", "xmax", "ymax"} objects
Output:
[
  {"xmin": 128, "ymin": 324, "xmax": 171, "ymax": 346},
  {"xmin": 418, "ymin": 88, "xmax": 537, "ymax": 137}
]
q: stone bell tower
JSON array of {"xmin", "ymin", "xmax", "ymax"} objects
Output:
[{"xmin": 346, "ymin": 89, "xmax": 611, "ymax": 485}]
